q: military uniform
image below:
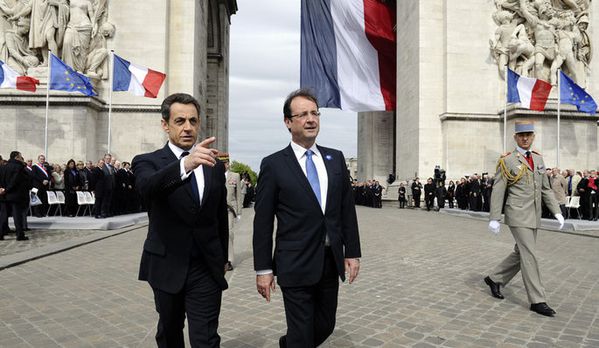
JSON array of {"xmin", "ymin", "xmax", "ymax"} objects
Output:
[{"xmin": 487, "ymin": 148, "xmax": 560, "ymax": 305}]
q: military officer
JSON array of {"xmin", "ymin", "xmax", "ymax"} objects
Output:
[{"xmin": 484, "ymin": 121, "xmax": 564, "ymax": 317}]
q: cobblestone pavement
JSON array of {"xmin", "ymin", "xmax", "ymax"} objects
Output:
[
  {"xmin": 0, "ymin": 229, "xmax": 98, "ymax": 257},
  {"xmin": 0, "ymin": 206, "xmax": 598, "ymax": 347}
]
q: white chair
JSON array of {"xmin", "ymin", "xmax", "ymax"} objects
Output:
[
  {"xmin": 76, "ymin": 191, "xmax": 89, "ymax": 216},
  {"xmin": 46, "ymin": 191, "xmax": 62, "ymax": 216},
  {"xmin": 565, "ymin": 196, "xmax": 581, "ymax": 220},
  {"xmin": 83, "ymin": 191, "xmax": 95, "ymax": 216},
  {"xmin": 55, "ymin": 191, "xmax": 67, "ymax": 216}
]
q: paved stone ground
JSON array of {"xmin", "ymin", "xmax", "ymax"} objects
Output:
[
  {"xmin": 0, "ymin": 229, "xmax": 97, "ymax": 257},
  {"xmin": 0, "ymin": 206, "xmax": 598, "ymax": 347}
]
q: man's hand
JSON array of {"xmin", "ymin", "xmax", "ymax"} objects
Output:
[
  {"xmin": 256, "ymin": 273, "xmax": 276, "ymax": 302},
  {"xmin": 488, "ymin": 220, "xmax": 501, "ymax": 235},
  {"xmin": 0, "ymin": 187, "xmax": 5, "ymax": 196},
  {"xmin": 555, "ymin": 214, "xmax": 565, "ymax": 229},
  {"xmin": 183, "ymin": 137, "xmax": 219, "ymax": 173},
  {"xmin": 345, "ymin": 258, "xmax": 360, "ymax": 284}
]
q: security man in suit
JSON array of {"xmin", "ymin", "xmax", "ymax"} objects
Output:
[
  {"xmin": 484, "ymin": 121, "xmax": 564, "ymax": 317},
  {"xmin": 0, "ymin": 151, "xmax": 31, "ymax": 241},
  {"xmin": 253, "ymin": 89, "xmax": 361, "ymax": 348},
  {"xmin": 132, "ymin": 93, "xmax": 229, "ymax": 347},
  {"xmin": 219, "ymin": 153, "xmax": 242, "ymax": 271}
]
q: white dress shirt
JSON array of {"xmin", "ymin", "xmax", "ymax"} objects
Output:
[{"xmin": 168, "ymin": 142, "xmax": 205, "ymax": 203}]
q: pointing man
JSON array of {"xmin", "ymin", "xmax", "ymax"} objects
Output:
[
  {"xmin": 132, "ymin": 93, "xmax": 229, "ymax": 347},
  {"xmin": 485, "ymin": 120, "xmax": 564, "ymax": 317}
]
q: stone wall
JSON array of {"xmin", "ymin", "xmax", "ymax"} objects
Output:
[
  {"xmin": 0, "ymin": 0, "xmax": 236, "ymax": 163},
  {"xmin": 391, "ymin": 0, "xmax": 599, "ymax": 182}
]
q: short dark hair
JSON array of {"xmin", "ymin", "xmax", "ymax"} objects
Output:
[
  {"xmin": 283, "ymin": 88, "xmax": 319, "ymax": 119},
  {"xmin": 161, "ymin": 93, "xmax": 201, "ymax": 121},
  {"xmin": 9, "ymin": 151, "xmax": 20, "ymax": 160}
]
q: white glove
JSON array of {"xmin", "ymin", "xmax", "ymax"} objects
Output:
[
  {"xmin": 555, "ymin": 214, "xmax": 564, "ymax": 229},
  {"xmin": 488, "ymin": 220, "xmax": 501, "ymax": 235}
]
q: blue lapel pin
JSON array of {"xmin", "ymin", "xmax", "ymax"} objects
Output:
[{"xmin": 325, "ymin": 155, "xmax": 332, "ymax": 161}]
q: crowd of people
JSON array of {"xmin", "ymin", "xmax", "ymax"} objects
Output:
[
  {"xmin": 393, "ymin": 168, "xmax": 599, "ymax": 220},
  {"xmin": 0, "ymin": 151, "xmax": 142, "ymax": 240},
  {"xmin": 351, "ymin": 180, "xmax": 383, "ymax": 208}
]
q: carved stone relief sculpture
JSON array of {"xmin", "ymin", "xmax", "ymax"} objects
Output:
[
  {"xmin": 0, "ymin": 0, "xmax": 114, "ymax": 81},
  {"xmin": 491, "ymin": 0, "xmax": 592, "ymax": 87}
]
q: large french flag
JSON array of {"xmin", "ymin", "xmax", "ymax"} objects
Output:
[
  {"xmin": 507, "ymin": 68, "xmax": 552, "ymax": 111},
  {"xmin": 113, "ymin": 54, "xmax": 166, "ymax": 98},
  {"xmin": 0, "ymin": 60, "xmax": 39, "ymax": 92},
  {"xmin": 300, "ymin": 0, "xmax": 396, "ymax": 112}
]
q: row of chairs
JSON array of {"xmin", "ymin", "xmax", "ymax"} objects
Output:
[{"xmin": 29, "ymin": 190, "xmax": 96, "ymax": 217}]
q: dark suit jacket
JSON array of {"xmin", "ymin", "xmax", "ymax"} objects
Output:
[
  {"xmin": 31, "ymin": 164, "xmax": 50, "ymax": 191},
  {"xmin": 132, "ymin": 143, "xmax": 229, "ymax": 294},
  {"xmin": 92, "ymin": 167, "xmax": 106, "ymax": 197},
  {"xmin": 253, "ymin": 144, "xmax": 361, "ymax": 287},
  {"xmin": 0, "ymin": 159, "xmax": 31, "ymax": 205}
]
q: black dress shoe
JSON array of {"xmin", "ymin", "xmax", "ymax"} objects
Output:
[
  {"xmin": 279, "ymin": 336, "xmax": 286, "ymax": 348},
  {"xmin": 16, "ymin": 236, "xmax": 29, "ymax": 241},
  {"xmin": 484, "ymin": 276, "xmax": 504, "ymax": 299},
  {"xmin": 530, "ymin": 302, "xmax": 555, "ymax": 317}
]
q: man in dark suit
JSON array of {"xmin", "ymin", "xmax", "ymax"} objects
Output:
[
  {"xmin": 253, "ymin": 89, "xmax": 361, "ymax": 348},
  {"xmin": 0, "ymin": 151, "xmax": 31, "ymax": 240},
  {"xmin": 31, "ymin": 154, "xmax": 51, "ymax": 217},
  {"xmin": 101, "ymin": 154, "xmax": 116, "ymax": 217},
  {"xmin": 132, "ymin": 93, "xmax": 229, "ymax": 348}
]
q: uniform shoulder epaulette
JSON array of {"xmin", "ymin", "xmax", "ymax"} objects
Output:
[
  {"xmin": 499, "ymin": 152, "xmax": 511, "ymax": 159},
  {"xmin": 532, "ymin": 150, "xmax": 541, "ymax": 156}
]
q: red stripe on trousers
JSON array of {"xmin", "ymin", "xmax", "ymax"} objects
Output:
[
  {"xmin": 529, "ymin": 79, "xmax": 552, "ymax": 111},
  {"xmin": 363, "ymin": 0, "xmax": 396, "ymax": 111}
]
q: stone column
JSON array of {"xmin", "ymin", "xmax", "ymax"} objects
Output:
[{"xmin": 357, "ymin": 111, "xmax": 395, "ymax": 181}]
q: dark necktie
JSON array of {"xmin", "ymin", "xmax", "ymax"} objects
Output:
[
  {"xmin": 525, "ymin": 151, "xmax": 534, "ymax": 169},
  {"xmin": 181, "ymin": 151, "xmax": 200, "ymax": 204},
  {"xmin": 305, "ymin": 150, "xmax": 321, "ymax": 206}
]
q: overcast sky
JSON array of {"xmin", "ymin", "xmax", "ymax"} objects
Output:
[{"xmin": 228, "ymin": 0, "xmax": 357, "ymax": 172}]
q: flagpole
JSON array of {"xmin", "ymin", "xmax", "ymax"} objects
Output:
[
  {"xmin": 504, "ymin": 65, "xmax": 508, "ymax": 153},
  {"xmin": 108, "ymin": 50, "xmax": 114, "ymax": 154},
  {"xmin": 557, "ymin": 69, "xmax": 561, "ymax": 168},
  {"xmin": 44, "ymin": 50, "xmax": 52, "ymax": 158}
]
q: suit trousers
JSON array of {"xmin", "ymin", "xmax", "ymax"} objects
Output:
[
  {"xmin": 489, "ymin": 226, "xmax": 546, "ymax": 304},
  {"xmin": 0, "ymin": 202, "xmax": 25, "ymax": 238},
  {"xmin": 280, "ymin": 247, "xmax": 339, "ymax": 348},
  {"xmin": 227, "ymin": 211, "xmax": 235, "ymax": 264},
  {"xmin": 152, "ymin": 258, "xmax": 222, "ymax": 348}
]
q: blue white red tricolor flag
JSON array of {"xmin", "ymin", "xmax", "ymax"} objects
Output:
[
  {"xmin": 112, "ymin": 54, "xmax": 166, "ymax": 98},
  {"xmin": 507, "ymin": 68, "xmax": 552, "ymax": 111},
  {"xmin": 300, "ymin": 0, "xmax": 396, "ymax": 112},
  {"xmin": 0, "ymin": 60, "xmax": 39, "ymax": 92}
]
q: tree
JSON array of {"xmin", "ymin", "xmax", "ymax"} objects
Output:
[{"xmin": 230, "ymin": 160, "xmax": 257, "ymax": 185}]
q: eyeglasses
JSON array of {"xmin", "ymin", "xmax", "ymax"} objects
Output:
[{"xmin": 290, "ymin": 110, "xmax": 321, "ymax": 119}]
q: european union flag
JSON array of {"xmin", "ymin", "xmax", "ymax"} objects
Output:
[
  {"xmin": 49, "ymin": 54, "xmax": 96, "ymax": 96},
  {"xmin": 559, "ymin": 71, "xmax": 596, "ymax": 114}
]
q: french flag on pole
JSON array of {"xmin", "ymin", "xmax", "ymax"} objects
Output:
[
  {"xmin": 507, "ymin": 68, "xmax": 552, "ymax": 111},
  {"xmin": 0, "ymin": 60, "xmax": 39, "ymax": 92},
  {"xmin": 112, "ymin": 54, "xmax": 166, "ymax": 98},
  {"xmin": 300, "ymin": 0, "xmax": 396, "ymax": 112}
]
